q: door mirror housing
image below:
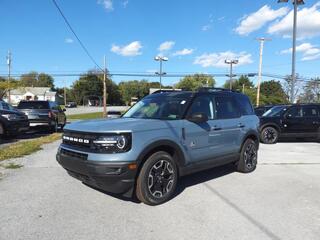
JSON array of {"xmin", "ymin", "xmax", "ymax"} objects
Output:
[{"xmin": 187, "ymin": 112, "xmax": 208, "ymax": 123}]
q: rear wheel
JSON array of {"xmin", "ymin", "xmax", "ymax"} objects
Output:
[
  {"xmin": 50, "ymin": 121, "xmax": 58, "ymax": 133},
  {"xmin": 260, "ymin": 126, "xmax": 279, "ymax": 144},
  {"xmin": 237, "ymin": 139, "xmax": 258, "ymax": 173},
  {"xmin": 136, "ymin": 151, "xmax": 178, "ymax": 205}
]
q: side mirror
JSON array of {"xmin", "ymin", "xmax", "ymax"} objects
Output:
[{"xmin": 188, "ymin": 112, "xmax": 208, "ymax": 123}]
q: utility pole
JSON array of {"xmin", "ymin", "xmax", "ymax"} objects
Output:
[
  {"xmin": 103, "ymin": 55, "xmax": 107, "ymax": 118},
  {"xmin": 6, "ymin": 51, "xmax": 12, "ymax": 104},
  {"xmin": 242, "ymin": 84, "xmax": 245, "ymax": 93},
  {"xmin": 64, "ymin": 79, "xmax": 67, "ymax": 106},
  {"xmin": 277, "ymin": 0, "xmax": 305, "ymax": 103},
  {"xmin": 225, "ymin": 59, "xmax": 238, "ymax": 90},
  {"xmin": 256, "ymin": 38, "xmax": 271, "ymax": 106},
  {"xmin": 154, "ymin": 56, "xmax": 168, "ymax": 90}
]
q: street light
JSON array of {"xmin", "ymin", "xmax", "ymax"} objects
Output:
[
  {"xmin": 278, "ymin": 0, "xmax": 305, "ymax": 103},
  {"xmin": 154, "ymin": 56, "xmax": 168, "ymax": 90},
  {"xmin": 225, "ymin": 59, "xmax": 238, "ymax": 90}
]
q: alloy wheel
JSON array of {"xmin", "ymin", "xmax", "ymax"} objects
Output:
[
  {"xmin": 147, "ymin": 160, "xmax": 175, "ymax": 198},
  {"xmin": 243, "ymin": 142, "xmax": 257, "ymax": 170}
]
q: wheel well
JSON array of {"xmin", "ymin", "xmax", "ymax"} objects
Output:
[
  {"xmin": 240, "ymin": 134, "xmax": 259, "ymax": 152},
  {"xmin": 261, "ymin": 124, "xmax": 280, "ymax": 133}
]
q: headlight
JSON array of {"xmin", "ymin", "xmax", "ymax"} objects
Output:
[
  {"xmin": 1, "ymin": 114, "xmax": 19, "ymax": 121},
  {"xmin": 92, "ymin": 133, "xmax": 131, "ymax": 153}
]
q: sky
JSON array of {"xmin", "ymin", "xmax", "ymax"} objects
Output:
[{"xmin": 0, "ymin": 0, "xmax": 320, "ymax": 88}]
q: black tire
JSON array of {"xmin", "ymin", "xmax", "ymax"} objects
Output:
[
  {"xmin": 237, "ymin": 139, "xmax": 258, "ymax": 173},
  {"xmin": 0, "ymin": 122, "xmax": 5, "ymax": 139},
  {"xmin": 136, "ymin": 151, "xmax": 178, "ymax": 205},
  {"xmin": 260, "ymin": 126, "xmax": 279, "ymax": 144}
]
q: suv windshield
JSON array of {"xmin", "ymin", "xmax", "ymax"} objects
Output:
[
  {"xmin": 123, "ymin": 94, "xmax": 191, "ymax": 120},
  {"xmin": 263, "ymin": 106, "xmax": 288, "ymax": 117},
  {"xmin": 17, "ymin": 101, "xmax": 49, "ymax": 109}
]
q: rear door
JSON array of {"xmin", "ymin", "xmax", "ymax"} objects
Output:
[
  {"xmin": 281, "ymin": 106, "xmax": 304, "ymax": 136},
  {"xmin": 301, "ymin": 105, "xmax": 320, "ymax": 138},
  {"xmin": 214, "ymin": 95, "xmax": 242, "ymax": 155}
]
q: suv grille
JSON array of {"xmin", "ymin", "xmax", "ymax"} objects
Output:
[
  {"xmin": 60, "ymin": 148, "xmax": 88, "ymax": 160},
  {"xmin": 62, "ymin": 130, "xmax": 96, "ymax": 151}
]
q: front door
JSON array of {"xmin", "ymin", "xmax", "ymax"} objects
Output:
[{"xmin": 281, "ymin": 106, "xmax": 304, "ymax": 137}]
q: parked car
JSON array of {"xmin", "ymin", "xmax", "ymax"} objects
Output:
[
  {"xmin": 57, "ymin": 88, "xmax": 260, "ymax": 205},
  {"xmin": 66, "ymin": 102, "xmax": 77, "ymax": 108},
  {"xmin": 0, "ymin": 100, "xmax": 29, "ymax": 138},
  {"xmin": 107, "ymin": 111, "xmax": 122, "ymax": 119},
  {"xmin": 17, "ymin": 100, "xmax": 67, "ymax": 132},
  {"xmin": 259, "ymin": 104, "xmax": 320, "ymax": 144},
  {"xmin": 254, "ymin": 105, "xmax": 274, "ymax": 117}
]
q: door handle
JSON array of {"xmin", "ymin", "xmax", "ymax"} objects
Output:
[
  {"xmin": 238, "ymin": 123, "xmax": 245, "ymax": 128},
  {"xmin": 211, "ymin": 126, "xmax": 222, "ymax": 131}
]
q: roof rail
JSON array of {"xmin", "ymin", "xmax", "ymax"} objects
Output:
[
  {"xmin": 152, "ymin": 89, "xmax": 181, "ymax": 94},
  {"xmin": 197, "ymin": 87, "xmax": 240, "ymax": 93}
]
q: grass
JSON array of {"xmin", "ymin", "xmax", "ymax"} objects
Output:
[
  {"xmin": 0, "ymin": 133, "xmax": 62, "ymax": 162},
  {"xmin": 1, "ymin": 163, "xmax": 23, "ymax": 169},
  {"xmin": 67, "ymin": 112, "xmax": 103, "ymax": 120}
]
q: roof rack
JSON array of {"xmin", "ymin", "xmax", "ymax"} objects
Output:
[{"xmin": 197, "ymin": 87, "xmax": 240, "ymax": 93}]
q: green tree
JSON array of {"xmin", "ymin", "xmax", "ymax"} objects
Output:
[
  {"xmin": 260, "ymin": 80, "xmax": 288, "ymax": 104},
  {"xmin": 118, "ymin": 80, "xmax": 151, "ymax": 105},
  {"xmin": 175, "ymin": 74, "xmax": 215, "ymax": 91},
  {"xmin": 70, "ymin": 71, "xmax": 121, "ymax": 105},
  {"xmin": 223, "ymin": 75, "xmax": 254, "ymax": 91},
  {"xmin": 20, "ymin": 71, "xmax": 54, "ymax": 89},
  {"xmin": 0, "ymin": 79, "xmax": 20, "ymax": 99}
]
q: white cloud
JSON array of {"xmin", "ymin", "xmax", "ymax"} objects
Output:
[
  {"xmin": 111, "ymin": 41, "xmax": 142, "ymax": 56},
  {"xmin": 158, "ymin": 41, "xmax": 175, "ymax": 52},
  {"xmin": 268, "ymin": 2, "xmax": 320, "ymax": 39},
  {"xmin": 281, "ymin": 43, "xmax": 320, "ymax": 61},
  {"xmin": 65, "ymin": 38, "xmax": 74, "ymax": 44},
  {"xmin": 235, "ymin": 5, "xmax": 289, "ymax": 35},
  {"xmin": 194, "ymin": 51, "xmax": 253, "ymax": 68},
  {"xmin": 122, "ymin": 0, "xmax": 129, "ymax": 8},
  {"xmin": 202, "ymin": 25, "xmax": 211, "ymax": 31},
  {"xmin": 98, "ymin": 0, "xmax": 113, "ymax": 11},
  {"xmin": 173, "ymin": 48, "xmax": 194, "ymax": 56}
]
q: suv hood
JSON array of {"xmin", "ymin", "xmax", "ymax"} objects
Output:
[{"xmin": 65, "ymin": 118, "xmax": 176, "ymax": 133}]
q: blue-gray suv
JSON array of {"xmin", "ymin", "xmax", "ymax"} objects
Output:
[{"xmin": 57, "ymin": 88, "xmax": 260, "ymax": 205}]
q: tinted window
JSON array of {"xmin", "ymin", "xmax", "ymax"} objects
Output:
[
  {"xmin": 302, "ymin": 105, "xmax": 319, "ymax": 117},
  {"xmin": 0, "ymin": 102, "xmax": 14, "ymax": 111},
  {"xmin": 215, "ymin": 96, "xmax": 240, "ymax": 119},
  {"xmin": 285, "ymin": 106, "xmax": 302, "ymax": 118},
  {"xmin": 188, "ymin": 95, "xmax": 214, "ymax": 119},
  {"xmin": 17, "ymin": 101, "xmax": 49, "ymax": 109},
  {"xmin": 263, "ymin": 106, "xmax": 288, "ymax": 117},
  {"xmin": 238, "ymin": 95, "xmax": 254, "ymax": 115}
]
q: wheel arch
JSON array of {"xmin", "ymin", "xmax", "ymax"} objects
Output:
[
  {"xmin": 239, "ymin": 130, "xmax": 259, "ymax": 153},
  {"xmin": 136, "ymin": 140, "xmax": 186, "ymax": 171},
  {"xmin": 260, "ymin": 123, "xmax": 281, "ymax": 133}
]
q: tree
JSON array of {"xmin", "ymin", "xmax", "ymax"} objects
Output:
[
  {"xmin": 118, "ymin": 80, "xmax": 150, "ymax": 105},
  {"xmin": 282, "ymin": 75, "xmax": 302, "ymax": 102},
  {"xmin": 70, "ymin": 71, "xmax": 121, "ymax": 105},
  {"xmin": 223, "ymin": 75, "xmax": 254, "ymax": 91},
  {"xmin": 175, "ymin": 74, "xmax": 215, "ymax": 91},
  {"xmin": 260, "ymin": 80, "xmax": 288, "ymax": 104},
  {"xmin": 20, "ymin": 71, "xmax": 54, "ymax": 89},
  {"xmin": 298, "ymin": 78, "xmax": 320, "ymax": 103},
  {"xmin": 0, "ymin": 79, "xmax": 20, "ymax": 99}
]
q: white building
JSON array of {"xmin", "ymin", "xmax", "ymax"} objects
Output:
[{"xmin": 5, "ymin": 87, "xmax": 62, "ymax": 105}]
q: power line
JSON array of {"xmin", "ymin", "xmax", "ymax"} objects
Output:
[{"xmin": 51, "ymin": 0, "xmax": 103, "ymax": 71}]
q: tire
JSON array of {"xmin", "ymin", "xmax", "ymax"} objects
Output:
[
  {"xmin": 237, "ymin": 138, "xmax": 258, "ymax": 173},
  {"xmin": 260, "ymin": 126, "xmax": 279, "ymax": 144},
  {"xmin": 136, "ymin": 151, "xmax": 178, "ymax": 205}
]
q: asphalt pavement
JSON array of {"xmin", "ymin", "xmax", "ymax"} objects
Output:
[{"xmin": 0, "ymin": 141, "xmax": 319, "ymax": 240}]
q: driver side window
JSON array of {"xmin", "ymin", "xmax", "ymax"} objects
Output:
[
  {"xmin": 188, "ymin": 95, "xmax": 214, "ymax": 120},
  {"xmin": 285, "ymin": 106, "xmax": 302, "ymax": 118}
]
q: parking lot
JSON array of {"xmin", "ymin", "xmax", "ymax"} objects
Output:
[{"xmin": 0, "ymin": 140, "xmax": 319, "ymax": 240}]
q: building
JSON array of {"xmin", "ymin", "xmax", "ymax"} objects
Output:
[{"xmin": 5, "ymin": 87, "xmax": 63, "ymax": 105}]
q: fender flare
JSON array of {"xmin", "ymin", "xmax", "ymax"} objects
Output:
[
  {"xmin": 260, "ymin": 123, "xmax": 281, "ymax": 133},
  {"xmin": 240, "ymin": 130, "xmax": 260, "ymax": 151},
  {"xmin": 136, "ymin": 140, "xmax": 187, "ymax": 168}
]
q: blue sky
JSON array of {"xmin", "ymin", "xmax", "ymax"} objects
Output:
[{"xmin": 0, "ymin": 0, "xmax": 319, "ymax": 88}]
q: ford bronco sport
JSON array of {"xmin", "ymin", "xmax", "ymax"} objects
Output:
[{"xmin": 57, "ymin": 88, "xmax": 260, "ymax": 205}]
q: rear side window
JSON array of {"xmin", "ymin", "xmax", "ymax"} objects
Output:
[
  {"xmin": 237, "ymin": 95, "xmax": 254, "ymax": 115},
  {"xmin": 302, "ymin": 105, "xmax": 319, "ymax": 117},
  {"xmin": 214, "ymin": 96, "xmax": 240, "ymax": 119},
  {"xmin": 17, "ymin": 101, "xmax": 49, "ymax": 109}
]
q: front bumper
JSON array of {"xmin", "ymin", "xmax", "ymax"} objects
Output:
[
  {"xmin": 4, "ymin": 120, "xmax": 29, "ymax": 135},
  {"xmin": 56, "ymin": 147, "xmax": 137, "ymax": 197}
]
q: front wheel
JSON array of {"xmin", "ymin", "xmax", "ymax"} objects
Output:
[
  {"xmin": 136, "ymin": 151, "xmax": 178, "ymax": 205},
  {"xmin": 50, "ymin": 121, "xmax": 58, "ymax": 133},
  {"xmin": 237, "ymin": 139, "xmax": 258, "ymax": 173},
  {"xmin": 260, "ymin": 126, "xmax": 279, "ymax": 144}
]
